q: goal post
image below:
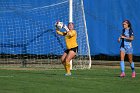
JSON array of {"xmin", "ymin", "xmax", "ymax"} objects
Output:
[
  {"xmin": 69, "ymin": 0, "xmax": 73, "ymax": 70},
  {"xmin": 81, "ymin": 0, "xmax": 92, "ymax": 69},
  {"xmin": 0, "ymin": 0, "xmax": 91, "ymax": 69},
  {"xmin": 69, "ymin": 0, "xmax": 73, "ymax": 23}
]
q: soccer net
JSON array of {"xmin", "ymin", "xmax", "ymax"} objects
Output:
[{"xmin": 0, "ymin": 0, "xmax": 91, "ymax": 69}]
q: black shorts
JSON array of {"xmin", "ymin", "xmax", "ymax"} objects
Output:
[{"xmin": 64, "ymin": 46, "xmax": 78, "ymax": 54}]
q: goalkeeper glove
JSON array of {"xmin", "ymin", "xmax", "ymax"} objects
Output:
[{"xmin": 63, "ymin": 24, "xmax": 69, "ymax": 32}]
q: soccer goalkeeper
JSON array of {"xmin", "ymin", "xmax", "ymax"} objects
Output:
[{"xmin": 56, "ymin": 22, "xmax": 78, "ymax": 76}]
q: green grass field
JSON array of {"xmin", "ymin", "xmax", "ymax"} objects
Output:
[{"xmin": 0, "ymin": 66, "xmax": 140, "ymax": 93}]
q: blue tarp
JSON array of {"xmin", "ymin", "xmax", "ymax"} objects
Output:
[
  {"xmin": 84, "ymin": 0, "xmax": 140, "ymax": 56},
  {"xmin": 0, "ymin": 0, "xmax": 140, "ymax": 56}
]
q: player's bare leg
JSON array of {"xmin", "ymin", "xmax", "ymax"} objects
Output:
[{"xmin": 61, "ymin": 53, "xmax": 67, "ymax": 71}]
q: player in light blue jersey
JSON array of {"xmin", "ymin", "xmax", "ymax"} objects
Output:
[{"xmin": 118, "ymin": 20, "xmax": 136, "ymax": 78}]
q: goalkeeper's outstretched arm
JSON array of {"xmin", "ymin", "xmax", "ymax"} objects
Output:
[{"xmin": 56, "ymin": 29, "xmax": 67, "ymax": 36}]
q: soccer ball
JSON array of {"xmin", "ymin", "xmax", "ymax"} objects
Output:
[{"xmin": 55, "ymin": 21, "xmax": 63, "ymax": 29}]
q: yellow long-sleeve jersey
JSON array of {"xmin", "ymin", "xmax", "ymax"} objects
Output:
[{"xmin": 56, "ymin": 30, "xmax": 78, "ymax": 49}]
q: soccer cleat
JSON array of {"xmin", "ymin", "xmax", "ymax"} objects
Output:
[
  {"xmin": 120, "ymin": 72, "xmax": 125, "ymax": 77},
  {"xmin": 132, "ymin": 72, "xmax": 136, "ymax": 78},
  {"xmin": 64, "ymin": 73, "xmax": 71, "ymax": 76}
]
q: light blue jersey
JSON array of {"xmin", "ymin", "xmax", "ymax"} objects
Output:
[
  {"xmin": 120, "ymin": 28, "xmax": 134, "ymax": 54},
  {"xmin": 123, "ymin": 29, "xmax": 132, "ymax": 48}
]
